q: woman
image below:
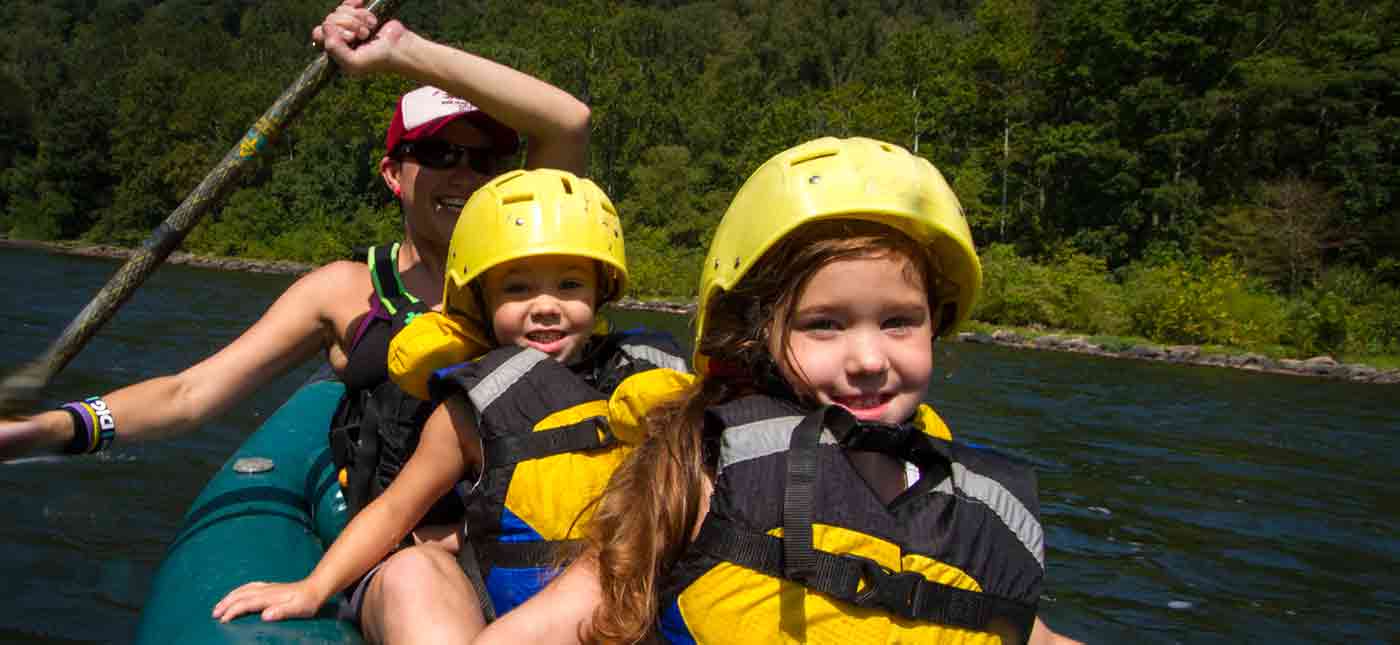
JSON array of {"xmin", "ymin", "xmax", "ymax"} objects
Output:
[{"xmin": 0, "ymin": 0, "xmax": 588, "ymax": 640}]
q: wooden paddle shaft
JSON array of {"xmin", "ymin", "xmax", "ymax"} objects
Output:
[{"xmin": 0, "ymin": 0, "xmax": 408, "ymax": 415}]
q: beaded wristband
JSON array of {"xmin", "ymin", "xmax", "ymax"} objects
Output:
[{"xmin": 60, "ymin": 396, "xmax": 116, "ymax": 455}]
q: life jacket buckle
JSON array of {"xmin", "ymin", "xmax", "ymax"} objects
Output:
[
  {"xmin": 593, "ymin": 416, "xmax": 616, "ymax": 446},
  {"xmin": 852, "ymin": 557, "xmax": 925, "ymax": 620}
]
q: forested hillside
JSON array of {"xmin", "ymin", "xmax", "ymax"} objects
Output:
[{"xmin": 2, "ymin": 1, "xmax": 1397, "ymax": 358}]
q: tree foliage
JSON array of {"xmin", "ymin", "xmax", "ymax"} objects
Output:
[{"xmin": 0, "ymin": 0, "xmax": 1393, "ymax": 305}]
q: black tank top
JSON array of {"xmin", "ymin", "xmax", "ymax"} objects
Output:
[{"xmin": 342, "ymin": 300, "xmax": 393, "ymax": 391}]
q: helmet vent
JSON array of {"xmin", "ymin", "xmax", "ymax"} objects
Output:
[
  {"xmin": 502, "ymin": 193, "xmax": 533, "ymax": 205},
  {"xmin": 560, "ymin": 177, "xmax": 574, "ymax": 194},
  {"xmin": 790, "ymin": 150, "xmax": 837, "ymax": 166}
]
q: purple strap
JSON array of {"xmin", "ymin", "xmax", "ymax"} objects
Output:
[{"xmin": 350, "ymin": 296, "xmax": 389, "ymax": 352}]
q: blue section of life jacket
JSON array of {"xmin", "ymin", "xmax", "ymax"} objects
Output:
[
  {"xmin": 498, "ymin": 505, "xmax": 544, "ymax": 543},
  {"xmin": 485, "ymin": 565, "xmax": 554, "ymax": 616},
  {"xmin": 658, "ymin": 598, "xmax": 699, "ymax": 645},
  {"xmin": 483, "ymin": 506, "xmax": 551, "ymax": 614}
]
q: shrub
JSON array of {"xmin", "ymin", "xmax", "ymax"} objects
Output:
[
  {"xmin": 1122, "ymin": 255, "xmax": 1262, "ymax": 346},
  {"xmin": 1283, "ymin": 291, "xmax": 1349, "ymax": 356},
  {"xmin": 1343, "ymin": 287, "xmax": 1400, "ymax": 356},
  {"xmin": 1044, "ymin": 248, "xmax": 1128, "ymax": 334},
  {"xmin": 1306, "ymin": 265, "xmax": 1400, "ymax": 357},
  {"xmin": 975, "ymin": 244, "xmax": 1127, "ymax": 334},
  {"xmin": 624, "ymin": 226, "xmax": 701, "ymax": 299},
  {"xmin": 264, "ymin": 224, "xmax": 347, "ymax": 265},
  {"xmin": 976, "ymin": 243, "xmax": 1053, "ymax": 326}
]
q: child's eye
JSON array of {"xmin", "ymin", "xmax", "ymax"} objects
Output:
[
  {"xmin": 560, "ymin": 278, "xmax": 586, "ymax": 290},
  {"xmin": 501, "ymin": 282, "xmax": 531, "ymax": 295},
  {"xmin": 798, "ymin": 318, "xmax": 841, "ymax": 332},
  {"xmin": 883, "ymin": 315, "xmax": 922, "ymax": 332}
]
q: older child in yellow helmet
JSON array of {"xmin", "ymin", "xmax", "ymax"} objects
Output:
[
  {"xmin": 213, "ymin": 169, "xmax": 690, "ymax": 642},
  {"xmin": 472, "ymin": 138, "xmax": 1079, "ymax": 644}
]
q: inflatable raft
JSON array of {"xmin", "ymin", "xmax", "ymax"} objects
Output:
[{"xmin": 136, "ymin": 378, "xmax": 363, "ymax": 643}]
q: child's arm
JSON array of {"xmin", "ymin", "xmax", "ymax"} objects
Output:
[
  {"xmin": 211, "ymin": 397, "xmax": 474, "ymax": 623},
  {"xmin": 473, "ymin": 558, "xmax": 603, "ymax": 645}
]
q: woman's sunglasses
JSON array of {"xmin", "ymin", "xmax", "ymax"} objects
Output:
[{"xmin": 392, "ymin": 139, "xmax": 498, "ymax": 174}]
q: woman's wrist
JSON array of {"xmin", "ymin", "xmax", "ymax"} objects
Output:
[
  {"xmin": 42, "ymin": 409, "xmax": 79, "ymax": 452},
  {"xmin": 382, "ymin": 28, "xmax": 429, "ymax": 78}
]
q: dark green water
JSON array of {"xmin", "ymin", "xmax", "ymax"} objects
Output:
[{"xmin": 2, "ymin": 247, "xmax": 1397, "ymax": 644}]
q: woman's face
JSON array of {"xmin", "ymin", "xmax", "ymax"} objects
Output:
[
  {"xmin": 384, "ymin": 120, "xmax": 499, "ymax": 251},
  {"xmin": 769, "ymin": 252, "xmax": 934, "ymax": 424}
]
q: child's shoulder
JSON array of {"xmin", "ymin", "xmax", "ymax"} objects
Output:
[{"xmin": 589, "ymin": 328, "xmax": 689, "ymax": 374}]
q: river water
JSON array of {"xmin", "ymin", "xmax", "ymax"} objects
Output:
[{"xmin": 1, "ymin": 247, "xmax": 1396, "ymax": 644}]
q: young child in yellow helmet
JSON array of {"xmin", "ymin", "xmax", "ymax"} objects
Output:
[
  {"xmin": 471, "ymin": 138, "xmax": 1080, "ymax": 644},
  {"xmin": 212, "ymin": 168, "xmax": 690, "ymax": 643}
]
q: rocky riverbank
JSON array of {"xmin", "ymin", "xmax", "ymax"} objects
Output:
[
  {"xmin": 5, "ymin": 237, "xmax": 1395, "ymax": 384},
  {"xmin": 0, "ymin": 238, "xmax": 315, "ymax": 275},
  {"xmin": 957, "ymin": 330, "xmax": 1400, "ymax": 384}
]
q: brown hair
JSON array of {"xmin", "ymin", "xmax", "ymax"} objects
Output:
[{"xmin": 578, "ymin": 221, "xmax": 938, "ymax": 643}]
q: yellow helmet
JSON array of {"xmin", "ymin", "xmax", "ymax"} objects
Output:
[
  {"xmin": 695, "ymin": 137, "xmax": 981, "ymax": 367},
  {"xmin": 444, "ymin": 168, "xmax": 628, "ymax": 327},
  {"xmin": 389, "ymin": 168, "xmax": 627, "ymax": 400}
]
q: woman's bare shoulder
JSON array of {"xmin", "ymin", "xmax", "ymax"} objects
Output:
[
  {"xmin": 273, "ymin": 260, "xmax": 376, "ymax": 332},
  {"xmin": 290, "ymin": 260, "xmax": 373, "ymax": 298}
]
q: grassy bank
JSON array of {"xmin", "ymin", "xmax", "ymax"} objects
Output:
[{"xmin": 973, "ymin": 244, "xmax": 1400, "ymax": 369}]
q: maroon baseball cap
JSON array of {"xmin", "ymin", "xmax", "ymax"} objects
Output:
[{"xmin": 384, "ymin": 86, "xmax": 520, "ymax": 156}]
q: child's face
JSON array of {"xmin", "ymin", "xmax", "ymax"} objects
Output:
[
  {"xmin": 771, "ymin": 253, "xmax": 934, "ymax": 424},
  {"xmin": 481, "ymin": 255, "xmax": 599, "ymax": 364}
]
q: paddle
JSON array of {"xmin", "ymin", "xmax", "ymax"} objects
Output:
[{"xmin": 0, "ymin": 0, "xmax": 408, "ymax": 416}]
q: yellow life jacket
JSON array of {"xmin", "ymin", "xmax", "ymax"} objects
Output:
[
  {"xmin": 658, "ymin": 395, "xmax": 1044, "ymax": 644},
  {"xmin": 429, "ymin": 332, "xmax": 691, "ymax": 616}
]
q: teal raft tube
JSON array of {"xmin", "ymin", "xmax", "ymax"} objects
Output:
[{"xmin": 136, "ymin": 379, "xmax": 363, "ymax": 643}]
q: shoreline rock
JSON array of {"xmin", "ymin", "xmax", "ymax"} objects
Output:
[
  {"xmin": 0, "ymin": 238, "xmax": 315, "ymax": 275},
  {"xmin": 956, "ymin": 331, "xmax": 1400, "ymax": 385},
  {"xmin": 6, "ymin": 237, "xmax": 1395, "ymax": 384},
  {"xmin": 612, "ymin": 297, "xmax": 695, "ymax": 316}
]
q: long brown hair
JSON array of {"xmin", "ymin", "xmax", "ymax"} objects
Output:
[{"xmin": 579, "ymin": 221, "xmax": 937, "ymax": 643}]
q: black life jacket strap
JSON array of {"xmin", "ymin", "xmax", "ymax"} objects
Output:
[
  {"xmin": 474, "ymin": 538, "xmax": 582, "ymax": 569},
  {"xmin": 455, "ymin": 530, "xmax": 497, "ymax": 622},
  {"xmin": 693, "ymin": 516, "xmax": 1037, "ymax": 637},
  {"xmin": 782, "ymin": 406, "xmax": 857, "ymax": 583},
  {"xmin": 367, "ymin": 243, "xmax": 421, "ymax": 318},
  {"xmin": 482, "ymin": 416, "xmax": 615, "ymax": 469}
]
